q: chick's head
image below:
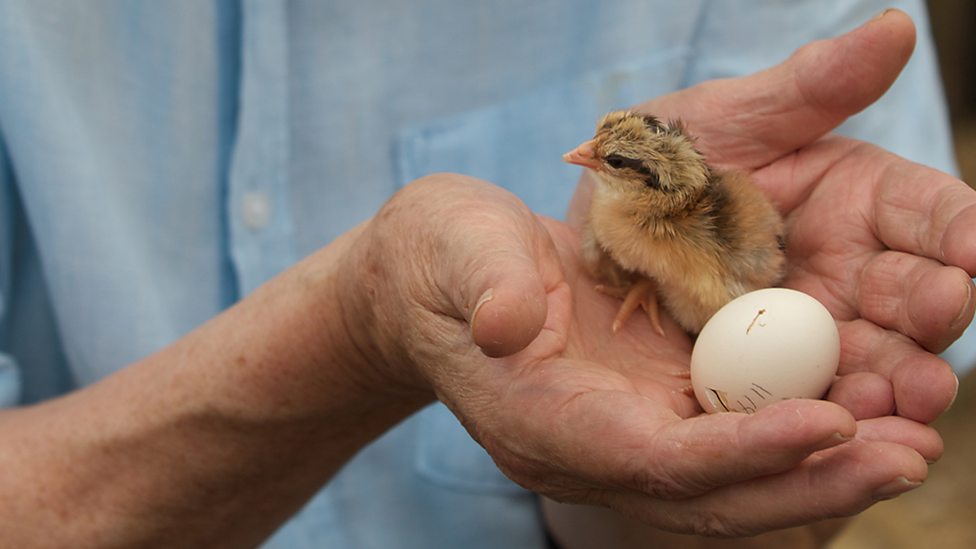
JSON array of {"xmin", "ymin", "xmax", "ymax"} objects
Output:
[{"xmin": 564, "ymin": 110, "xmax": 710, "ymax": 211}]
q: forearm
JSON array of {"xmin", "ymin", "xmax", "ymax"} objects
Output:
[{"xmin": 0, "ymin": 224, "xmax": 428, "ymax": 547}]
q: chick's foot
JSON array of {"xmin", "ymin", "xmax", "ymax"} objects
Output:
[{"xmin": 596, "ymin": 278, "xmax": 664, "ymax": 336}]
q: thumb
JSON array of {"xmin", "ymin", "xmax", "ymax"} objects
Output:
[
  {"xmin": 465, "ymin": 250, "xmax": 550, "ymax": 358},
  {"xmin": 644, "ymin": 8, "xmax": 916, "ymax": 168},
  {"xmin": 430, "ymin": 178, "xmax": 558, "ymax": 358}
]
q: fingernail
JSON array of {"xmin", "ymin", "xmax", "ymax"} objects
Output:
[
  {"xmin": 872, "ymin": 8, "xmax": 894, "ymax": 21},
  {"xmin": 471, "ymin": 288, "xmax": 494, "ymax": 328},
  {"xmin": 951, "ymin": 280, "xmax": 974, "ymax": 330},
  {"xmin": 943, "ymin": 374, "xmax": 960, "ymax": 414},
  {"xmin": 873, "ymin": 476, "xmax": 922, "ymax": 501}
]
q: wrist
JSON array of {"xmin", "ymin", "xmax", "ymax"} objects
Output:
[
  {"xmin": 329, "ymin": 219, "xmax": 437, "ymax": 400},
  {"xmin": 181, "ymin": 221, "xmax": 431, "ymax": 431}
]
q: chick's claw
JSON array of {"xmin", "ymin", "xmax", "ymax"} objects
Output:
[{"xmin": 596, "ymin": 279, "xmax": 665, "ymax": 336}]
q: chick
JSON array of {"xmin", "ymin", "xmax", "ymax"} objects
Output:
[{"xmin": 563, "ymin": 110, "xmax": 785, "ymax": 335}]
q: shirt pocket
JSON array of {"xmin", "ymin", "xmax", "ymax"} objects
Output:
[{"xmin": 395, "ymin": 48, "xmax": 690, "ymax": 220}]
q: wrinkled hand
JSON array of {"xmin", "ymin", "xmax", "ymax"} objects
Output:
[
  {"xmin": 339, "ymin": 9, "xmax": 973, "ymax": 538},
  {"xmin": 547, "ymin": 8, "xmax": 976, "ymax": 542},
  {"xmin": 625, "ymin": 9, "xmax": 974, "ymax": 426}
]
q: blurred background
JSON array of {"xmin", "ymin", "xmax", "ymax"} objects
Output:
[{"xmin": 830, "ymin": 2, "xmax": 976, "ymax": 548}]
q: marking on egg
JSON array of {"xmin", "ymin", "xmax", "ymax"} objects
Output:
[
  {"xmin": 707, "ymin": 387, "xmax": 733, "ymax": 412},
  {"xmin": 746, "ymin": 308, "xmax": 767, "ymax": 334},
  {"xmin": 738, "ymin": 398, "xmax": 756, "ymax": 413}
]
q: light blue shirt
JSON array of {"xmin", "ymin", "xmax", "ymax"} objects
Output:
[{"xmin": 0, "ymin": 1, "xmax": 966, "ymax": 547}]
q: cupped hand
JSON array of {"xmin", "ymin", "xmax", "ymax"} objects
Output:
[
  {"xmin": 624, "ymin": 8, "xmax": 975, "ymax": 424},
  {"xmin": 552, "ymin": 8, "xmax": 975, "ymax": 535},
  {"xmin": 341, "ymin": 9, "xmax": 970, "ymax": 538},
  {"xmin": 345, "ymin": 176, "xmax": 935, "ymax": 537}
]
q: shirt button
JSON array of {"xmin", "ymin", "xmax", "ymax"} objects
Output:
[{"xmin": 241, "ymin": 191, "xmax": 271, "ymax": 230}]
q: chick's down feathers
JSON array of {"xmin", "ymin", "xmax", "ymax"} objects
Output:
[{"xmin": 564, "ymin": 110, "xmax": 785, "ymax": 334}]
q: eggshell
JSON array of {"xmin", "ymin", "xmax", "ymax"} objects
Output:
[{"xmin": 690, "ymin": 288, "xmax": 840, "ymax": 414}]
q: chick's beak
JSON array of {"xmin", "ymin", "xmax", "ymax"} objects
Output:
[{"xmin": 562, "ymin": 140, "xmax": 600, "ymax": 170}]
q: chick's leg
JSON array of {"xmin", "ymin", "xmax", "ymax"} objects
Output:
[
  {"xmin": 596, "ymin": 278, "xmax": 664, "ymax": 335},
  {"xmin": 596, "ymin": 280, "xmax": 691, "ymax": 393}
]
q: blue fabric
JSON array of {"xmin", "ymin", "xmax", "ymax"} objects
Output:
[{"xmin": 0, "ymin": 1, "xmax": 967, "ymax": 547}]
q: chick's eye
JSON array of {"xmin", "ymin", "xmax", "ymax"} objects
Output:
[
  {"xmin": 604, "ymin": 154, "xmax": 641, "ymax": 171},
  {"xmin": 604, "ymin": 154, "xmax": 659, "ymax": 187}
]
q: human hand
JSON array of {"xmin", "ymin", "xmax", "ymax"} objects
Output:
[
  {"xmin": 570, "ymin": 10, "xmax": 971, "ymax": 425},
  {"xmin": 337, "ymin": 170, "xmax": 937, "ymax": 539},
  {"xmin": 544, "ymin": 8, "xmax": 973, "ymax": 539},
  {"xmin": 336, "ymin": 10, "xmax": 972, "ymax": 539},
  {"xmin": 616, "ymin": 8, "xmax": 973, "ymax": 424}
]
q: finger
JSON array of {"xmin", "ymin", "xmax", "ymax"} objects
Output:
[
  {"xmin": 601, "ymin": 439, "xmax": 927, "ymax": 537},
  {"xmin": 640, "ymin": 9, "xmax": 915, "ymax": 169},
  {"xmin": 766, "ymin": 137, "xmax": 976, "ymax": 274},
  {"xmin": 838, "ymin": 319, "xmax": 958, "ymax": 423},
  {"xmin": 640, "ymin": 400, "xmax": 856, "ymax": 498},
  {"xmin": 854, "ymin": 416, "xmax": 943, "ymax": 463},
  {"xmin": 856, "ymin": 250, "xmax": 975, "ymax": 353},
  {"xmin": 463, "ymin": 246, "xmax": 550, "ymax": 358},
  {"xmin": 409, "ymin": 176, "xmax": 557, "ymax": 358},
  {"xmin": 547, "ymin": 397, "xmax": 855, "ymax": 500},
  {"xmin": 871, "ymin": 156, "xmax": 976, "ymax": 275},
  {"xmin": 890, "ymin": 357, "xmax": 959, "ymax": 425},
  {"xmin": 826, "ymin": 372, "xmax": 894, "ymax": 420}
]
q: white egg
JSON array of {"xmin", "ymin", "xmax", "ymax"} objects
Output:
[{"xmin": 690, "ymin": 288, "xmax": 840, "ymax": 414}]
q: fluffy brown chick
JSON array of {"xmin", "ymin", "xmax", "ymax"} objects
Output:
[{"xmin": 564, "ymin": 110, "xmax": 785, "ymax": 335}]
